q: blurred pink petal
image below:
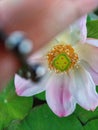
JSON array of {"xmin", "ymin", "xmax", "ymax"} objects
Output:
[
  {"xmin": 46, "ymin": 74, "xmax": 76, "ymax": 117},
  {"xmin": 70, "ymin": 66, "xmax": 98, "ymax": 110}
]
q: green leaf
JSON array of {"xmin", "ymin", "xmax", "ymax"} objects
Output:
[
  {"xmin": 7, "ymin": 104, "xmax": 83, "ymax": 130},
  {"xmin": 75, "ymin": 105, "xmax": 98, "ymax": 125},
  {"xmin": 87, "ymin": 13, "xmax": 98, "ymax": 21},
  {"xmin": 35, "ymin": 91, "xmax": 45, "ymax": 100},
  {"xmin": 87, "ymin": 20, "xmax": 98, "ymax": 39},
  {"xmin": 87, "ymin": 15, "xmax": 91, "ymax": 22},
  {"xmin": 84, "ymin": 119, "xmax": 98, "ymax": 130},
  {"xmin": 0, "ymin": 79, "xmax": 33, "ymax": 129}
]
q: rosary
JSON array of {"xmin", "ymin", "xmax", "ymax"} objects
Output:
[{"xmin": 0, "ymin": 29, "xmax": 46, "ymax": 82}]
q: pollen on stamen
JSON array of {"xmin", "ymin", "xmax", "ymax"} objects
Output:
[{"xmin": 46, "ymin": 43, "xmax": 78, "ymax": 73}]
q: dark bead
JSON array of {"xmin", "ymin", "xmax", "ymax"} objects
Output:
[
  {"xmin": 29, "ymin": 64, "xmax": 46, "ymax": 82},
  {"xmin": 19, "ymin": 64, "xmax": 46, "ymax": 82},
  {"xmin": 18, "ymin": 69, "xmax": 32, "ymax": 79}
]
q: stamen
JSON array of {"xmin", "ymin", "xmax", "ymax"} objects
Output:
[{"xmin": 47, "ymin": 44, "xmax": 78, "ymax": 73}]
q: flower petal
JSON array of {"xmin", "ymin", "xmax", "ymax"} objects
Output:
[
  {"xmin": 56, "ymin": 15, "xmax": 87, "ymax": 45},
  {"xmin": 15, "ymin": 73, "xmax": 50, "ymax": 96},
  {"xmin": 70, "ymin": 65, "xmax": 98, "ymax": 110},
  {"xmin": 87, "ymin": 68, "xmax": 98, "ymax": 86},
  {"xmin": 46, "ymin": 74, "xmax": 76, "ymax": 117},
  {"xmin": 76, "ymin": 43, "xmax": 98, "ymax": 73},
  {"xmin": 81, "ymin": 60, "xmax": 98, "ymax": 85},
  {"xmin": 28, "ymin": 39, "xmax": 58, "ymax": 66},
  {"xmin": 86, "ymin": 38, "xmax": 98, "ymax": 47},
  {"xmin": 28, "ymin": 49, "xmax": 46, "ymax": 65}
]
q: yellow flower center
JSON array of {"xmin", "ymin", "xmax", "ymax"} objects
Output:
[{"xmin": 47, "ymin": 44, "xmax": 78, "ymax": 73}]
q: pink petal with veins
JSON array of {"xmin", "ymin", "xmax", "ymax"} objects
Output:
[{"xmin": 46, "ymin": 74, "xmax": 76, "ymax": 117}]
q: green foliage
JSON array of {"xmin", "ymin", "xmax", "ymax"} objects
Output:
[
  {"xmin": 0, "ymin": 79, "xmax": 33, "ymax": 129},
  {"xmin": 7, "ymin": 104, "xmax": 83, "ymax": 130},
  {"xmin": 35, "ymin": 91, "xmax": 45, "ymax": 100},
  {"xmin": 84, "ymin": 120, "xmax": 98, "ymax": 130},
  {"xmin": 87, "ymin": 20, "xmax": 98, "ymax": 39},
  {"xmin": 6, "ymin": 103, "xmax": 98, "ymax": 130},
  {"xmin": 75, "ymin": 105, "xmax": 98, "ymax": 125}
]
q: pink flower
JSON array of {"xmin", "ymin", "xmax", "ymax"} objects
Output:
[{"xmin": 15, "ymin": 15, "xmax": 98, "ymax": 117}]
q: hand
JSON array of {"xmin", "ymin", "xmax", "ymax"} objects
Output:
[{"xmin": 0, "ymin": 0, "xmax": 98, "ymax": 89}]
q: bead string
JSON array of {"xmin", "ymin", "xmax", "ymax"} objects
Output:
[{"xmin": 0, "ymin": 29, "xmax": 46, "ymax": 82}]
